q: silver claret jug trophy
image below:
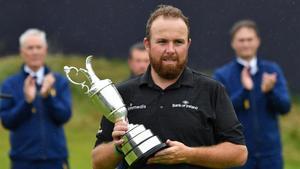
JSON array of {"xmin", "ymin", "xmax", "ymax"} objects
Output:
[{"xmin": 64, "ymin": 56, "xmax": 166, "ymax": 168}]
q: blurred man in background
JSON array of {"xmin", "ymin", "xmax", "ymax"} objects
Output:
[
  {"xmin": 0, "ymin": 28, "xmax": 72, "ymax": 169},
  {"xmin": 92, "ymin": 5, "xmax": 247, "ymax": 169},
  {"xmin": 127, "ymin": 42, "xmax": 149, "ymax": 79},
  {"xmin": 213, "ymin": 20, "xmax": 291, "ymax": 169}
]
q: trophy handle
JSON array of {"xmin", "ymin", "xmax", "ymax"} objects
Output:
[{"xmin": 64, "ymin": 66, "xmax": 90, "ymax": 93}]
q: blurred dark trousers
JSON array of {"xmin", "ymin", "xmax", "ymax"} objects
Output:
[{"xmin": 11, "ymin": 158, "xmax": 69, "ymax": 169}]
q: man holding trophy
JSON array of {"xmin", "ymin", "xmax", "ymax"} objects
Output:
[
  {"xmin": 63, "ymin": 4, "xmax": 249, "ymax": 169},
  {"xmin": 85, "ymin": 5, "xmax": 248, "ymax": 169}
]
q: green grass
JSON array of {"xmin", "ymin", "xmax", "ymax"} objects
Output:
[
  {"xmin": 281, "ymin": 97, "xmax": 300, "ymax": 169},
  {"xmin": 0, "ymin": 55, "xmax": 300, "ymax": 169}
]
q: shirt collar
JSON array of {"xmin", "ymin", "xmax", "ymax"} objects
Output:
[
  {"xmin": 24, "ymin": 65, "xmax": 45, "ymax": 85},
  {"xmin": 236, "ymin": 56, "xmax": 258, "ymax": 75},
  {"xmin": 139, "ymin": 66, "xmax": 194, "ymax": 89}
]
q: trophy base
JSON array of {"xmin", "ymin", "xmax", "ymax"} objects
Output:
[
  {"xmin": 121, "ymin": 124, "xmax": 167, "ymax": 168},
  {"xmin": 128, "ymin": 142, "xmax": 167, "ymax": 169}
]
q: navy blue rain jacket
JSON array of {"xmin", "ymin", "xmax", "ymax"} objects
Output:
[
  {"xmin": 0, "ymin": 66, "xmax": 72, "ymax": 160},
  {"xmin": 213, "ymin": 59, "xmax": 291, "ymax": 157}
]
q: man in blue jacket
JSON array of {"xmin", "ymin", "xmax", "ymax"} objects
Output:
[
  {"xmin": 0, "ymin": 28, "xmax": 72, "ymax": 169},
  {"xmin": 213, "ymin": 20, "xmax": 291, "ymax": 169}
]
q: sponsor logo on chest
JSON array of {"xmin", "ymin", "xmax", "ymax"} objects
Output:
[
  {"xmin": 172, "ymin": 100, "xmax": 198, "ymax": 110},
  {"xmin": 127, "ymin": 103, "xmax": 147, "ymax": 111},
  {"xmin": 127, "ymin": 100, "xmax": 198, "ymax": 111}
]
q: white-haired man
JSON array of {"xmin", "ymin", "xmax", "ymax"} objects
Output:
[{"xmin": 0, "ymin": 28, "xmax": 72, "ymax": 169}]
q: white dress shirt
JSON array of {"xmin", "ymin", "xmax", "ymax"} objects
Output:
[
  {"xmin": 24, "ymin": 65, "xmax": 45, "ymax": 85},
  {"xmin": 236, "ymin": 57, "xmax": 258, "ymax": 75}
]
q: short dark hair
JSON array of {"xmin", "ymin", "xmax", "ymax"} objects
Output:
[
  {"xmin": 145, "ymin": 5, "xmax": 190, "ymax": 39},
  {"xmin": 129, "ymin": 42, "xmax": 145, "ymax": 59},
  {"xmin": 230, "ymin": 20, "xmax": 260, "ymax": 40}
]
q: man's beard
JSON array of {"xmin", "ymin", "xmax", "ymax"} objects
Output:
[{"xmin": 150, "ymin": 54, "xmax": 187, "ymax": 80}]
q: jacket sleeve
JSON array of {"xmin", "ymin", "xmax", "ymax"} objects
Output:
[
  {"xmin": 265, "ymin": 64, "xmax": 291, "ymax": 114},
  {"xmin": 213, "ymin": 70, "xmax": 249, "ymax": 112},
  {"xmin": 0, "ymin": 80, "xmax": 33, "ymax": 130},
  {"xmin": 44, "ymin": 76, "xmax": 72, "ymax": 125}
]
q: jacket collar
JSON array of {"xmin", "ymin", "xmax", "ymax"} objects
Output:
[
  {"xmin": 236, "ymin": 57, "xmax": 258, "ymax": 75},
  {"xmin": 21, "ymin": 64, "xmax": 51, "ymax": 79},
  {"xmin": 234, "ymin": 58, "xmax": 263, "ymax": 74}
]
